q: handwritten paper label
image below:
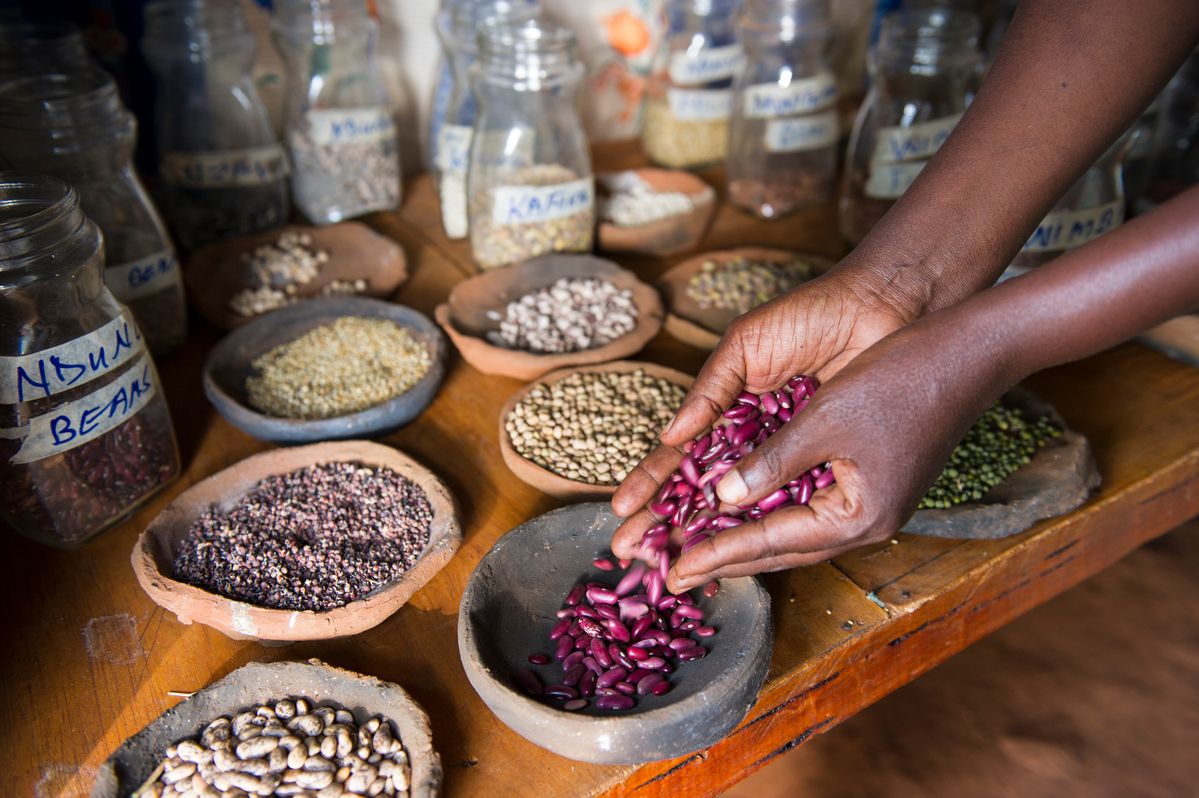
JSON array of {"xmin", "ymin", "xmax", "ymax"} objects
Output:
[
  {"xmin": 491, "ymin": 177, "xmax": 594, "ymax": 226},
  {"xmin": 305, "ymin": 107, "xmax": 395, "ymax": 146},
  {"xmin": 0, "ymin": 312, "xmax": 144, "ymax": 404},
  {"xmin": 865, "ymin": 161, "xmax": 928, "ymax": 199},
  {"xmin": 765, "ymin": 110, "xmax": 839, "ymax": 153},
  {"xmin": 435, "ymin": 124, "xmax": 473, "ymax": 173},
  {"xmin": 667, "ymin": 88, "xmax": 733, "ymax": 121},
  {"xmin": 160, "ymin": 145, "xmax": 287, "ymax": 188},
  {"xmin": 744, "ymin": 72, "xmax": 837, "ymax": 119},
  {"xmin": 104, "ymin": 249, "xmax": 178, "ymax": 303},
  {"xmin": 9, "ymin": 354, "xmax": 156, "ymax": 464},
  {"xmin": 669, "ymin": 43, "xmax": 743, "ymax": 86},
  {"xmin": 1022, "ymin": 199, "xmax": 1124, "ymax": 252},
  {"xmin": 871, "ymin": 112, "xmax": 963, "ymax": 165}
]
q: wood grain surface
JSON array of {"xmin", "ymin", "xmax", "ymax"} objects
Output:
[{"xmin": 5, "ymin": 143, "xmax": 1198, "ymax": 798}]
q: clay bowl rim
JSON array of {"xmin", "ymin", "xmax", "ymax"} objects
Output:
[
  {"xmin": 657, "ymin": 247, "xmax": 838, "ymax": 350},
  {"xmin": 497, "ymin": 360, "xmax": 695, "ymax": 502},
  {"xmin": 457, "ymin": 502, "xmax": 774, "ymax": 765},
  {"xmin": 92, "ymin": 659, "xmax": 441, "ymax": 798},
  {"xmin": 433, "ymin": 254, "xmax": 665, "ymax": 382},
  {"xmin": 596, "ymin": 168, "xmax": 717, "ymax": 255},
  {"xmin": 202, "ymin": 295, "xmax": 446, "ymax": 445},
  {"xmin": 131, "ymin": 440, "xmax": 463, "ymax": 643}
]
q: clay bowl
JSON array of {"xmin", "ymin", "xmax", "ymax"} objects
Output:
[
  {"xmin": 132, "ymin": 440, "xmax": 462, "ymax": 643},
  {"xmin": 498, "ymin": 360, "xmax": 694, "ymax": 502},
  {"xmin": 459, "ymin": 502, "xmax": 773, "ymax": 764},
  {"xmin": 184, "ymin": 222, "xmax": 408, "ymax": 331},
  {"xmin": 434, "ymin": 253, "xmax": 664, "ymax": 381},
  {"xmin": 90, "ymin": 659, "xmax": 441, "ymax": 798},
  {"xmin": 597, "ymin": 168, "xmax": 717, "ymax": 257},
  {"xmin": 203, "ymin": 296, "xmax": 445, "ymax": 445},
  {"xmin": 657, "ymin": 247, "xmax": 837, "ymax": 350}
]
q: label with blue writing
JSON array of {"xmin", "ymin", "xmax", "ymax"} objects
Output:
[
  {"xmin": 491, "ymin": 177, "xmax": 595, "ymax": 226},
  {"xmin": 865, "ymin": 161, "xmax": 928, "ymax": 200},
  {"xmin": 435, "ymin": 124, "xmax": 474, "ymax": 173},
  {"xmin": 0, "ymin": 311, "xmax": 144, "ymax": 405},
  {"xmin": 870, "ymin": 112, "xmax": 963, "ymax": 166},
  {"xmin": 8, "ymin": 353, "xmax": 156, "ymax": 464},
  {"xmin": 160, "ymin": 144, "xmax": 288, "ymax": 188},
  {"xmin": 667, "ymin": 88, "xmax": 733, "ymax": 122},
  {"xmin": 669, "ymin": 44, "xmax": 743, "ymax": 86},
  {"xmin": 305, "ymin": 107, "xmax": 395, "ymax": 147},
  {"xmin": 744, "ymin": 72, "xmax": 837, "ymax": 119},
  {"xmin": 1022, "ymin": 199, "xmax": 1124, "ymax": 252},
  {"xmin": 765, "ymin": 110, "xmax": 839, "ymax": 153},
  {"xmin": 104, "ymin": 249, "xmax": 179, "ymax": 303}
]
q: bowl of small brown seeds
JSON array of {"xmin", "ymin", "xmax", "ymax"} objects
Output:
[
  {"xmin": 203, "ymin": 296, "xmax": 446, "ymax": 444},
  {"xmin": 498, "ymin": 361, "xmax": 693, "ymax": 501},
  {"xmin": 91, "ymin": 658, "xmax": 441, "ymax": 798}
]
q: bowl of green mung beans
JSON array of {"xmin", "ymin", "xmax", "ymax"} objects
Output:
[{"xmin": 203, "ymin": 296, "xmax": 446, "ymax": 444}]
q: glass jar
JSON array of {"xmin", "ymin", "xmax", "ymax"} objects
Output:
[
  {"xmin": 643, "ymin": 0, "xmax": 744, "ymax": 169},
  {"xmin": 0, "ymin": 22, "xmax": 93, "ymax": 80},
  {"xmin": 466, "ymin": 20, "xmax": 594, "ymax": 270},
  {"xmin": 272, "ymin": 0, "xmax": 400, "ymax": 225},
  {"xmin": 142, "ymin": 0, "xmax": 289, "ymax": 252},
  {"xmin": 0, "ymin": 174, "xmax": 181, "ymax": 549},
  {"xmin": 433, "ymin": 0, "xmax": 541, "ymax": 240},
  {"xmin": 839, "ymin": 9, "xmax": 982, "ymax": 245},
  {"xmin": 727, "ymin": 0, "xmax": 838, "ymax": 218},
  {"xmin": 0, "ymin": 70, "xmax": 189, "ymax": 357}
]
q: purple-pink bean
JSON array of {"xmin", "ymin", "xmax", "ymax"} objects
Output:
[
  {"xmin": 596, "ymin": 695, "xmax": 634, "ymax": 711},
  {"xmin": 544, "ymin": 684, "xmax": 579, "ymax": 699},
  {"xmin": 563, "ymin": 698, "xmax": 588, "ymax": 711},
  {"xmin": 518, "ymin": 669, "xmax": 543, "ymax": 696},
  {"xmin": 637, "ymin": 673, "xmax": 665, "ymax": 695}
]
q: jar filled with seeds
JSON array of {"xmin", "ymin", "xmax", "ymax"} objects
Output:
[
  {"xmin": 433, "ymin": 0, "xmax": 541, "ymax": 240},
  {"xmin": 467, "ymin": 20, "xmax": 595, "ymax": 270},
  {"xmin": 272, "ymin": 0, "xmax": 401, "ymax": 225},
  {"xmin": 839, "ymin": 9, "xmax": 982, "ymax": 245},
  {"xmin": 142, "ymin": 0, "xmax": 289, "ymax": 251},
  {"xmin": 0, "ymin": 174, "xmax": 181, "ymax": 549},
  {"xmin": 0, "ymin": 69, "xmax": 189, "ymax": 357},
  {"xmin": 643, "ymin": 0, "xmax": 744, "ymax": 169},
  {"xmin": 727, "ymin": 0, "xmax": 838, "ymax": 218}
]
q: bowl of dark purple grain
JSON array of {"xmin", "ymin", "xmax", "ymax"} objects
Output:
[{"xmin": 457, "ymin": 502, "xmax": 773, "ymax": 764}]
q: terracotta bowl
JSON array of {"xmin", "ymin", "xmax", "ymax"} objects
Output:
[
  {"xmin": 91, "ymin": 659, "xmax": 441, "ymax": 798},
  {"xmin": 497, "ymin": 360, "xmax": 695, "ymax": 502},
  {"xmin": 434, "ymin": 253, "xmax": 665, "ymax": 381},
  {"xmin": 184, "ymin": 222, "xmax": 408, "ymax": 331},
  {"xmin": 458, "ymin": 502, "xmax": 773, "ymax": 765},
  {"xmin": 657, "ymin": 247, "xmax": 837, "ymax": 350},
  {"xmin": 597, "ymin": 168, "xmax": 717, "ymax": 257},
  {"xmin": 203, "ymin": 296, "xmax": 446, "ymax": 445},
  {"xmin": 132, "ymin": 440, "xmax": 463, "ymax": 643}
]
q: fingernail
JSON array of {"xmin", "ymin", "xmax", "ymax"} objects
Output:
[
  {"xmin": 660, "ymin": 414, "xmax": 676, "ymax": 439},
  {"xmin": 716, "ymin": 469, "xmax": 748, "ymax": 505}
]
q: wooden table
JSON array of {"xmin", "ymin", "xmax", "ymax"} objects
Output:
[{"xmin": 7, "ymin": 144, "xmax": 1199, "ymax": 797}]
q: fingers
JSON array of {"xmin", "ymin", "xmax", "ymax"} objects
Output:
[
  {"xmin": 610, "ymin": 444, "xmax": 684, "ymax": 517},
  {"xmin": 660, "ymin": 339, "xmax": 749, "ymax": 447}
]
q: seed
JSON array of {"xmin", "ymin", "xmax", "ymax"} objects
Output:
[
  {"xmin": 485, "ymin": 277, "xmax": 639, "ymax": 354},
  {"xmin": 595, "ymin": 694, "xmax": 636, "ymax": 711},
  {"xmin": 685, "ymin": 255, "xmax": 812, "ymax": 314},
  {"xmin": 599, "ymin": 172, "xmax": 700, "ymax": 227}
]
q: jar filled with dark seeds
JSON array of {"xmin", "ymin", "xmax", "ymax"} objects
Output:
[
  {"xmin": 0, "ymin": 174, "xmax": 181, "ymax": 549},
  {"xmin": 0, "ymin": 68, "xmax": 189, "ymax": 357},
  {"xmin": 273, "ymin": 0, "xmax": 401, "ymax": 225}
]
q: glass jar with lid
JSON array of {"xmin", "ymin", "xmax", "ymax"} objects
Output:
[
  {"xmin": 0, "ymin": 22, "xmax": 93, "ymax": 80},
  {"xmin": 0, "ymin": 173, "xmax": 181, "ymax": 549},
  {"xmin": 142, "ymin": 0, "xmax": 289, "ymax": 251},
  {"xmin": 0, "ymin": 69, "xmax": 189, "ymax": 357},
  {"xmin": 466, "ymin": 20, "xmax": 594, "ymax": 270},
  {"xmin": 727, "ymin": 0, "xmax": 838, "ymax": 218},
  {"xmin": 272, "ymin": 0, "xmax": 400, "ymax": 225},
  {"xmin": 643, "ymin": 0, "xmax": 744, "ymax": 169},
  {"xmin": 433, "ymin": 0, "xmax": 541, "ymax": 240},
  {"xmin": 839, "ymin": 9, "xmax": 982, "ymax": 245}
]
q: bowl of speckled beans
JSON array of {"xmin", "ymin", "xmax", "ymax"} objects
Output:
[{"xmin": 202, "ymin": 295, "xmax": 446, "ymax": 444}]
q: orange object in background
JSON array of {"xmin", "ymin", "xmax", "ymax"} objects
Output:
[{"xmin": 605, "ymin": 8, "xmax": 651, "ymax": 57}]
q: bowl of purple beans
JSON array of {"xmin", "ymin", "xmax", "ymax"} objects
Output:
[{"xmin": 457, "ymin": 502, "xmax": 773, "ymax": 764}]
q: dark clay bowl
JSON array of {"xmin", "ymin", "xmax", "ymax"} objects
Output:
[
  {"xmin": 458, "ymin": 503, "xmax": 773, "ymax": 765},
  {"xmin": 203, "ymin": 296, "xmax": 446, "ymax": 445}
]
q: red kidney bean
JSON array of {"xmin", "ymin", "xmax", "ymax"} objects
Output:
[
  {"xmin": 637, "ymin": 673, "xmax": 665, "ymax": 695},
  {"xmin": 630, "ymin": 614, "xmax": 654, "ymax": 640},
  {"xmin": 677, "ymin": 646, "xmax": 707, "ymax": 661},
  {"xmin": 582, "ymin": 656, "xmax": 603, "ymax": 675},
  {"xmin": 777, "ymin": 406, "xmax": 793, "ymax": 423},
  {"xmin": 775, "ymin": 388, "xmax": 792, "ymax": 409},
  {"xmin": 815, "ymin": 469, "xmax": 836, "ymax": 490},
  {"xmin": 567, "ymin": 620, "xmax": 583, "ymax": 638},
  {"xmin": 518, "ymin": 669, "xmax": 544, "ymax": 696},
  {"xmin": 563, "ymin": 650, "xmax": 585, "ymax": 670},
  {"xmin": 641, "ymin": 656, "xmax": 666, "ymax": 670},
  {"xmin": 596, "ymin": 695, "xmax": 634, "ymax": 711},
  {"xmin": 809, "ymin": 465, "xmax": 823, "ymax": 478},
  {"xmin": 657, "ymin": 595, "xmax": 677, "ymax": 610},
  {"xmin": 668, "ymin": 637, "xmax": 692, "ymax": 651},
  {"xmin": 723, "ymin": 404, "xmax": 754, "ymax": 420},
  {"xmin": 596, "ymin": 687, "xmax": 622, "ymax": 697},
  {"xmin": 730, "ymin": 421, "xmax": 761, "ymax": 447},
  {"xmin": 672, "ymin": 480, "xmax": 692, "ymax": 498},
  {"xmin": 563, "ymin": 698, "xmax": 588, "ymax": 711},
  {"xmin": 655, "ymin": 480, "xmax": 675, "ymax": 504},
  {"xmin": 574, "ymin": 633, "xmax": 592, "ymax": 651},
  {"xmin": 680, "ymin": 620, "xmax": 699, "ymax": 631},
  {"xmin": 549, "ymin": 617, "xmax": 571, "ymax": 641},
  {"xmin": 681, "ymin": 534, "xmax": 707, "ymax": 554},
  {"xmin": 746, "ymin": 507, "xmax": 765, "ymax": 520},
  {"xmin": 610, "ymin": 644, "xmax": 634, "ymax": 670},
  {"xmin": 615, "ymin": 681, "xmax": 635, "ymax": 695},
  {"xmin": 615, "ymin": 563, "xmax": 647, "ymax": 596},
  {"xmin": 577, "ymin": 617, "xmax": 604, "ymax": 638},
  {"xmin": 677, "ymin": 594, "xmax": 694, "ymax": 606},
  {"xmin": 595, "ymin": 605, "xmax": 618, "ymax": 621},
  {"xmin": 678, "ymin": 455, "xmax": 701, "ymax": 487},
  {"xmin": 555, "ymin": 636, "xmax": 574, "ymax": 661},
  {"xmin": 592, "ymin": 558, "xmax": 615, "ymax": 571},
  {"xmin": 579, "ymin": 670, "xmax": 597, "ymax": 697},
  {"xmin": 605, "ymin": 618, "xmax": 630, "ymax": 643},
  {"xmin": 692, "ymin": 434, "xmax": 711, "ymax": 461},
  {"xmin": 675, "ymin": 604, "xmax": 704, "ymax": 620},
  {"xmin": 652, "ymin": 681, "xmax": 672, "ymax": 697},
  {"xmin": 650, "ymin": 499, "xmax": 677, "ymax": 517},
  {"xmin": 758, "ymin": 488, "xmax": 790, "ymax": 512},
  {"xmin": 684, "ymin": 513, "xmax": 712, "ymax": 536},
  {"xmin": 529, "ymin": 653, "xmax": 550, "ymax": 665},
  {"xmin": 591, "ymin": 639, "xmax": 612, "ymax": 668},
  {"xmin": 545, "ymin": 684, "xmax": 579, "ymax": 699},
  {"xmin": 556, "ymin": 608, "xmax": 576, "ymax": 619},
  {"xmin": 760, "ymin": 391, "xmax": 780, "ymax": 415},
  {"xmin": 736, "ymin": 390, "xmax": 760, "ymax": 407},
  {"xmin": 577, "ymin": 605, "xmax": 600, "ymax": 620},
  {"xmin": 563, "ymin": 663, "xmax": 585, "ymax": 686},
  {"xmin": 627, "ymin": 645, "xmax": 648, "ymax": 662},
  {"xmin": 566, "ymin": 584, "xmax": 586, "ymax": 606},
  {"xmin": 626, "ymin": 668, "xmax": 652, "ymax": 685},
  {"xmin": 630, "ymin": 638, "xmax": 657, "ymax": 650},
  {"xmin": 797, "ymin": 475, "xmax": 814, "ymax": 505},
  {"xmin": 647, "ymin": 571, "xmax": 664, "ymax": 606},
  {"xmin": 619, "ymin": 558, "xmax": 633, "ymax": 569},
  {"xmin": 697, "ymin": 440, "xmax": 728, "ymax": 465},
  {"xmin": 703, "ymin": 581, "xmax": 719, "ymax": 598},
  {"xmin": 794, "ymin": 396, "xmax": 810, "ymax": 412},
  {"xmin": 695, "ymin": 626, "xmax": 716, "ymax": 637},
  {"xmin": 596, "ymin": 667, "xmax": 627, "ymax": 689}
]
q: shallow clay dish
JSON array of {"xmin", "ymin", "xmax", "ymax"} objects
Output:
[
  {"xmin": 203, "ymin": 296, "xmax": 445, "ymax": 445},
  {"xmin": 902, "ymin": 386, "xmax": 1100, "ymax": 539},
  {"xmin": 498, "ymin": 360, "xmax": 694, "ymax": 502},
  {"xmin": 132, "ymin": 440, "xmax": 462, "ymax": 643},
  {"xmin": 434, "ymin": 253, "xmax": 664, "ymax": 381},
  {"xmin": 597, "ymin": 169, "xmax": 716, "ymax": 256},
  {"xmin": 657, "ymin": 247, "xmax": 836, "ymax": 350},
  {"xmin": 89, "ymin": 659, "xmax": 441, "ymax": 798},
  {"xmin": 185, "ymin": 222, "xmax": 408, "ymax": 330},
  {"xmin": 458, "ymin": 503, "xmax": 772, "ymax": 765}
]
